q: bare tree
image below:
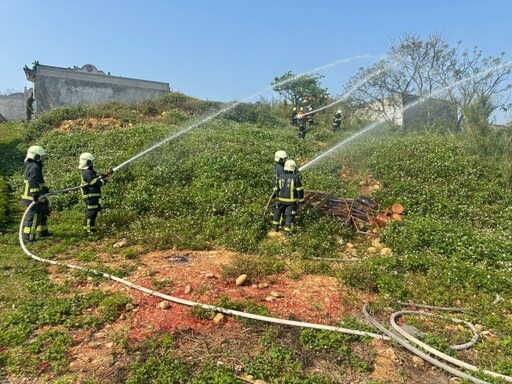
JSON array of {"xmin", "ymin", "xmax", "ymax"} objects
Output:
[{"xmin": 345, "ymin": 33, "xmax": 512, "ymax": 128}]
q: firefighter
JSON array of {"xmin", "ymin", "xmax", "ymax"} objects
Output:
[
  {"xmin": 307, "ymin": 106, "xmax": 316, "ymax": 126},
  {"xmin": 271, "ymin": 150, "xmax": 288, "ymax": 226},
  {"xmin": 332, "ymin": 110, "xmax": 343, "ymax": 132},
  {"xmin": 271, "ymin": 159, "xmax": 304, "ymax": 237},
  {"xmin": 296, "ymin": 108, "xmax": 308, "ymax": 139},
  {"xmin": 273, "ymin": 150, "xmax": 288, "ymax": 190},
  {"xmin": 21, "ymin": 145, "xmax": 52, "ymax": 242},
  {"xmin": 289, "ymin": 107, "xmax": 298, "ymax": 126},
  {"xmin": 79, "ymin": 153, "xmax": 111, "ymax": 235}
]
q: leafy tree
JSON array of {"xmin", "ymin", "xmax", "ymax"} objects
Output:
[
  {"xmin": 345, "ymin": 33, "xmax": 512, "ymax": 129},
  {"xmin": 271, "ymin": 71, "xmax": 329, "ymax": 107}
]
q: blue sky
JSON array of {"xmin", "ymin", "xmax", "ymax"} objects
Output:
[{"xmin": 1, "ymin": 0, "xmax": 511, "ymax": 121}]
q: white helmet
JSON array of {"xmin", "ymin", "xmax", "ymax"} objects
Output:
[
  {"xmin": 78, "ymin": 152, "xmax": 95, "ymax": 169},
  {"xmin": 25, "ymin": 145, "xmax": 46, "ymax": 162},
  {"xmin": 274, "ymin": 150, "xmax": 288, "ymax": 163},
  {"xmin": 284, "ymin": 159, "xmax": 297, "ymax": 173}
]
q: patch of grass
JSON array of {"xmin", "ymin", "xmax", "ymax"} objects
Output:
[{"xmin": 220, "ymin": 254, "xmax": 285, "ymax": 280}]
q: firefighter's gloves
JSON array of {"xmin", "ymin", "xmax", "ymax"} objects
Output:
[
  {"xmin": 33, "ymin": 195, "xmax": 46, "ymax": 203},
  {"xmin": 101, "ymin": 168, "xmax": 114, "ymax": 181}
]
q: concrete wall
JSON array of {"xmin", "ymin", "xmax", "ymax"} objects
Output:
[
  {"xmin": 33, "ymin": 64, "xmax": 170, "ymax": 114},
  {"xmin": 0, "ymin": 89, "xmax": 31, "ymax": 121}
]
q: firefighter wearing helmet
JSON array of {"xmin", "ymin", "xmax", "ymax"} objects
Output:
[
  {"xmin": 332, "ymin": 110, "xmax": 343, "ymax": 132},
  {"xmin": 273, "ymin": 150, "xmax": 288, "ymax": 189},
  {"xmin": 79, "ymin": 152, "xmax": 111, "ymax": 235},
  {"xmin": 296, "ymin": 109, "xmax": 308, "ymax": 139},
  {"xmin": 21, "ymin": 145, "xmax": 52, "ymax": 242},
  {"xmin": 271, "ymin": 159, "xmax": 304, "ymax": 237},
  {"xmin": 289, "ymin": 107, "xmax": 298, "ymax": 126}
]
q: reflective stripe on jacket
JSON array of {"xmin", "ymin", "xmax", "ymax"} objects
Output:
[
  {"xmin": 81, "ymin": 167, "xmax": 106, "ymax": 205},
  {"xmin": 21, "ymin": 161, "xmax": 47, "ymax": 203},
  {"xmin": 275, "ymin": 172, "xmax": 304, "ymax": 203}
]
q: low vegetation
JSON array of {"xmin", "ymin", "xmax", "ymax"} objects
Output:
[{"xmin": 0, "ymin": 93, "xmax": 511, "ymax": 383}]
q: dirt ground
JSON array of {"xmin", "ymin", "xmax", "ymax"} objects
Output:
[{"xmin": 13, "ymin": 246, "xmax": 452, "ymax": 384}]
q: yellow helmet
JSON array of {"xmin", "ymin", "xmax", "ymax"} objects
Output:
[
  {"xmin": 78, "ymin": 152, "xmax": 95, "ymax": 169},
  {"xmin": 274, "ymin": 150, "xmax": 288, "ymax": 163},
  {"xmin": 284, "ymin": 159, "xmax": 297, "ymax": 172},
  {"xmin": 25, "ymin": 145, "xmax": 46, "ymax": 162}
]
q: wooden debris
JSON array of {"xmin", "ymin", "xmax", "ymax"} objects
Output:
[{"xmin": 300, "ymin": 190, "xmax": 405, "ymax": 233}]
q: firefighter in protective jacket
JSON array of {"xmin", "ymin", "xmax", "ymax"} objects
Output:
[
  {"xmin": 272, "ymin": 159, "xmax": 304, "ymax": 237},
  {"xmin": 332, "ymin": 110, "xmax": 343, "ymax": 132},
  {"xmin": 21, "ymin": 145, "xmax": 52, "ymax": 242},
  {"xmin": 273, "ymin": 150, "xmax": 288, "ymax": 191},
  {"xmin": 79, "ymin": 153, "xmax": 110, "ymax": 234}
]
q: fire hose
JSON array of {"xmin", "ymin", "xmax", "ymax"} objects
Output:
[{"xmin": 18, "ymin": 192, "xmax": 512, "ymax": 384}]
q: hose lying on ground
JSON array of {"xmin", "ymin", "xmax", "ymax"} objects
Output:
[
  {"xmin": 18, "ymin": 197, "xmax": 512, "ymax": 384},
  {"xmin": 389, "ymin": 310, "xmax": 511, "ymax": 382}
]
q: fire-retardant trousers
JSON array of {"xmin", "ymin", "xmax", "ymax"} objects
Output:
[
  {"xmin": 272, "ymin": 201, "xmax": 297, "ymax": 234},
  {"xmin": 22, "ymin": 202, "xmax": 48, "ymax": 242}
]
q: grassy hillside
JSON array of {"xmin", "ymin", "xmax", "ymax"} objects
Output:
[{"xmin": 1, "ymin": 94, "xmax": 511, "ymax": 383}]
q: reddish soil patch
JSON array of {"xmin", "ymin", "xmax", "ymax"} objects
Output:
[{"xmin": 35, "ymin": 247, "xmax": 449, "ymax": 384}]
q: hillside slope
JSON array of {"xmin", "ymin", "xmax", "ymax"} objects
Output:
[{"xmin": 0, "ymin": 96, "xmax": 511, "ymax": 383}]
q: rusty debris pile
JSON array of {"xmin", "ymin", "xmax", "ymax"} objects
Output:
[{"xmin": 301, "ymin": 190, "xmax": 405, "ymax": 234}]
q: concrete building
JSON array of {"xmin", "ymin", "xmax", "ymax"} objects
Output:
[
  {"xmin": 25, "ymin": 63, "xmax": 170, "ymax": 116},
  {"xmin": 0, "ymin": 62, "xmax": 170, "ymax": 122},
  {"xmin": 362, "ymin": 94, "xmax": 458, "ymax": 130},
  {"xmin": 402, "ymin": 94, "xmax": 458, "ymax": 131},
  {"xmin": 0, "ymin": 88, "xmax": 32, "ymax": 121}
]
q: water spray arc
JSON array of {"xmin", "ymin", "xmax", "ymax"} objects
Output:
[
  {"xmin": 299, "ymin": 60, "xmax": 512, "ymax": 172},
  {"xmin": 303, "ymin": 59, "xmax": 395, "ymax": 118},
  {"xmin": 16, "ymin": 58, "xmax": 512, "ymax": 384},
  {"xmin": 113, "ymin": 54, "xmax": 379, "ymax": 173}
]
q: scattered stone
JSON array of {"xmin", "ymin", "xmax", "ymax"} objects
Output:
[
  {"xmin": 412, "ymin": 356, "xmax": 424, "ymax": 367},
  {"xmin": 205, "ymin": 273, "xmax": 216, "ymax": 279},
  {"xmin": 258, "ymin": 282, "xmax": 269, "ymax": 289},
  {"xmin": 474, "ymin": 324, "xmax": 484, "ymax": 332},
  {"xmin": 372, "ymin": 238, "xmax": 384, "ymax": 249},
  {"xmin": 113, "ymin": 238, "xmax": 128, "ymax": 248},
  {"xmin": 346, "ymin": 242, "xmax": 354, "ymax": 249},
  {"xmin": 367, "ymin": 246, "xmax": 377, "ymax": 254},
  {"xmin": 270, "ymin": 291, "xmax": 282, "ymax": 298},
  {"xmin": 380, "ymin": 247, "xmax": 392, "ymax": 256},
  {"xmin": 236, "ymin": 274, "xmax": 248, "ymax": 286},
  {"xmin": 252, "ymin": 284, "xmax": 258, "ymax": 288},
  {"xmin": 184, "ymin": 284, "xmax": 192, "ymax": 294},
  {"xmin": 213, "ymin": 313, "xmax": 225, "ymax": 324},
  {"xmin": 449, "ymin": 378, "xmax": 462, "ymax": 384},
  {"xmin": 480, "ymin": 330, "xmax": 497, "ymax": 339},
  {"xmin": 245, "ymin": 374, "xmax": 254, "ymax": 381},
  {"xmin": 265, "ymin": 296, "xmax": 276, "ymax": 302},
  {"xmin": 158, "ymin": 301, "xmax": 170, "ymax": 310},
  {"xmin": 125, "ymin": 303, "xmax": 134, "ymax": 311}
]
